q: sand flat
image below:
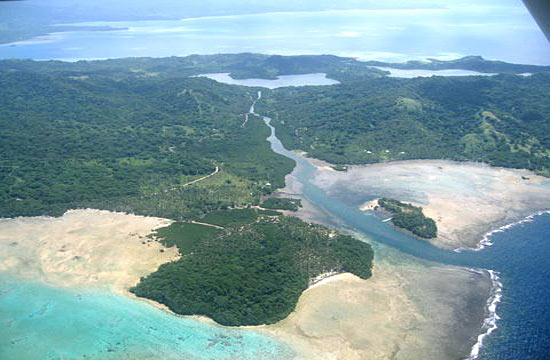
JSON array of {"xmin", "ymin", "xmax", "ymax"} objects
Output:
[
  {"xmin": 310, "ymin": 159, "xmax": 550, "ymax": 249},
  {"xmin": 261, "ymin": 260, "xmax": 491, "ymax": 360},
  {"xmin": 0, "ymin": 207, "xmax": 493, "ymax": 360},
  {"xmin": 0, "ymin": 209, "xmax": 179, "ymax": 294}
]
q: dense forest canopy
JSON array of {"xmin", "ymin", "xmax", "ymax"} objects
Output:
[
  {"xmin": 0, "ymin": 58, "xmax": 298, "ymax": 218},
  {"xmin": 2, "ymin": 53, "xmax": 549, "ymax": 326},
  {"xmin": 131, "ymin": 209, "xmax": 374, "ymax": 326},
  {"xmin": 0, "ymin": 53, "xmax": 385, "ymax": 82},
  {"xmin": 3, "ymin": 53, "xmax": 549, "ymax": 219},
  {"xmin": 377, "ymin": 198, "xmax": 437, "ymax": 239},
  {"xmin": 257, "ymin": 71, "xmax": 550, "ymax": 176}
]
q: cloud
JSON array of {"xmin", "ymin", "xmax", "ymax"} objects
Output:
[
  {"xmin": 126, "ymin": 26, "xmax": 199, "ymax": 34},
  {"xmin": 339, "ymin": 31, "xmax": 361, "ymax": 37}
]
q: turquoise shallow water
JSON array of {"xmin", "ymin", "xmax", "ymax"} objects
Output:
[
  {"xmin": 0, "ymin": 277, "xmax": 293, "ymax": 360},
  {"xmin": 2, "ymin": 86, "xmax": 549, "ymax": 359}
]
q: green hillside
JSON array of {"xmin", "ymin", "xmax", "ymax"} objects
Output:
[
  {"xmin": 0, "ymin": 60, "xmax": 295, "ymax": 218},
  {"xmin": 258, "ymin": 72, "xmax": 550, "ymax": 176}
]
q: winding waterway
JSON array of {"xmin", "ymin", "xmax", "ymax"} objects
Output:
[
  {"xmin": 257, "ymin": 94, "xmax": 550, "ymax": 359},
  {"xmin": 1, "ymin": 86, "xmax": 549, "ymax": 360}
]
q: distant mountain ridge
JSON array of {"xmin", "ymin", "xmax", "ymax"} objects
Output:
[
  {"xmin": 3, "ymin": 54, "xmax": 547, "ymax": 83},
  {"xmin": 362, "ymin": 56, "xmax": 550, "ymax": 74}
]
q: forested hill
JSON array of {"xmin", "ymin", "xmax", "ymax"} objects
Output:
[
  {"xmin": 3, "ymin": 54, "xmax": 550, "ymax": 220},
  {"xmin": 363, "ymin": 56, "xmax": 550, "ymax": 74},
  {"xmin": 0, "ymin": 56, "xmax": 377, "ymax": 328},
  {"xmin": 0, "ymin": 53, "xmax": 385, "ymax": 83},
  {"xmin": 0, "ymin": 60, "xmax": 295, "ymax": 218},
  {"xmin": 257, "ymin": 73, "xmax": 550, "ymax": 176}
]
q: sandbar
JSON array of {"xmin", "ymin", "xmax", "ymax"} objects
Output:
[
  {"xmin": 309, "ymin": 159, "xmax": 550, "ymax": 249},
  {"xmin": 260, "ymin": 258, "xmax": 491, "ymax": 360},
  {"xmin": 0, "ymin": 209, "xmax": 179, "ymax": 294},
  {"xmin": 0, "ymin": 207, "xmax": 493, "ymax": 360}
]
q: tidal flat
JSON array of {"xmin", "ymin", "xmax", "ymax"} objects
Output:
[
  {"xmin": 0, "ymin": 209, "xmax": 179, "ymax": 293},
  {"xmin": 0, "ymin": 154, "xmax": 539, "ymax": 360},
  {"xmin": 0, "ymin": 210, "xmax": 294, "ymax": 360},
  {"xmin": 262, "ymin": 160, "xmax": 494, "ymax": 360},
  {"xmin": 260, "ymin": 255, "xmax": 492, "ymax": 360},
  {"xmin": 0, "ymin": 206, "xmax": 492, "ymax": 360},
  {"xmin": 308, "ymin": 159, "xmax": 550, "ymax": 250}
]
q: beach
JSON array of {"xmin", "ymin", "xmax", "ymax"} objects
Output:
[
  {"xmin": 257, "ymin": 164, "xmax": 495, "ymax": 359},
  {"xmin": 261, "ymin": 259, "xmax": 492, "ymax": 360},
  {"xmin": 0, "ymin": 209, "xmax": 179, "ymax": 295},
  {"xmin": 0, "ymin": 207, "xmax": 493, "ymax": 360},
  {"xmin": 308, "ymin": 159, "xmax": 550, "ymax": 250}
]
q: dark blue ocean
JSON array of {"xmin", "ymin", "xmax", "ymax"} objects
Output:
[
  {"xmin": 477, "ymin": 213, "xmax": 550, "ymax": 359},
  {"xmin": 263, "ymin": 116, "xmax": 550, "ymax": 360},
  {"xmin": 1, "ymin": 0, "xmax": 549, "ymax": 353}
]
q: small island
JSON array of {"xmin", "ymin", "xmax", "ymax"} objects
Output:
[
  {"xmin": 377, "ymin": 198, "xmax": 438, "ymax": 239},
  {"xmin": 131, "ymin": 208, "xmax": 374, "ymax": 326}
]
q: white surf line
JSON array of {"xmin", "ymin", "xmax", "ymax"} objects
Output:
[
  {"xmin": 459, "ymin": 212, "xmax": 550, "ymax": 357},
  {"xmin": 454, "ymin": 210, "xmax": 550, "ymax": 252},
  {"xmin": 467, "ymin": 269, "xmax": 503, "ymax": 360},
  {"xmin": 189, "ymin": 220, "xmax": 224, "ymax": 230}
]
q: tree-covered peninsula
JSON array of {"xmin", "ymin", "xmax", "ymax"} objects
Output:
[
  {"xmin": 131, "ymin": 209, "xmax": 374, "ymax": 326},
  {"xmin": 4, "ymin": 53, "xmax": 548, "ymax": 327},
  {"xmin": 0, "ymin": 55, "xmax": 377, "ymax": 328}
]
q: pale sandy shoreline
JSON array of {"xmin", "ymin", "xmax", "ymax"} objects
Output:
[
  {"xmin": 261, "ymin": 165, "xmax": 496, "ymax": 359},
  {"xmin": 0, "ymin": 207, "xmax": 494, "ymax": 359},
  {"xmin": 0, "ymin": 209, "xmax": 180, "ymax": 294},
  {"xmin": 259, "ymin": 262, "xmax": 491, "ymax": 360},
  {"xmin": 307, "ymin": 158, "xmax": 550, "ymax": 250}
]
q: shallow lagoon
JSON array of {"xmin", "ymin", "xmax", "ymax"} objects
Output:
[
  {"xmin": 371, "ymin": 66, "xmax": 497, "ymax": 78},
  {"xmin": 0, "ymin": 276, "xmax": 294, "ymax": 360},
  {"xmin": 196, "ymin": 73, "xmax": 339, "ymax": 88}
]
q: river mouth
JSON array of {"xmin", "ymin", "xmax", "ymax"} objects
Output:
[
  {"xmin": 2, "ymin": 89, "xmax": 549, "ymax": 360},
  {"xmin": 257, "ymin": 98, "xmax": 550, "ymax": 359}
]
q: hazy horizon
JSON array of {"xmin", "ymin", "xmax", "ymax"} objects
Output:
[{"xmin": 0, "ymin": 0, "xmax": 549, "ymax": 64}]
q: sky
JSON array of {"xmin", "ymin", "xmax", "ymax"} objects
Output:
[{"xmin": 0, "ymin": 0, "xmax": 549, "ymax": 64}]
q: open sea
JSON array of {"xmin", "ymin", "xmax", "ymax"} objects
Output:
[
  {"xmin": 262, "ymin": 109, "xmax": 550, "ymax": 360},
  {"xmin": 0, "ymin": 0, "xmax": 549, "ymax": 64}
]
